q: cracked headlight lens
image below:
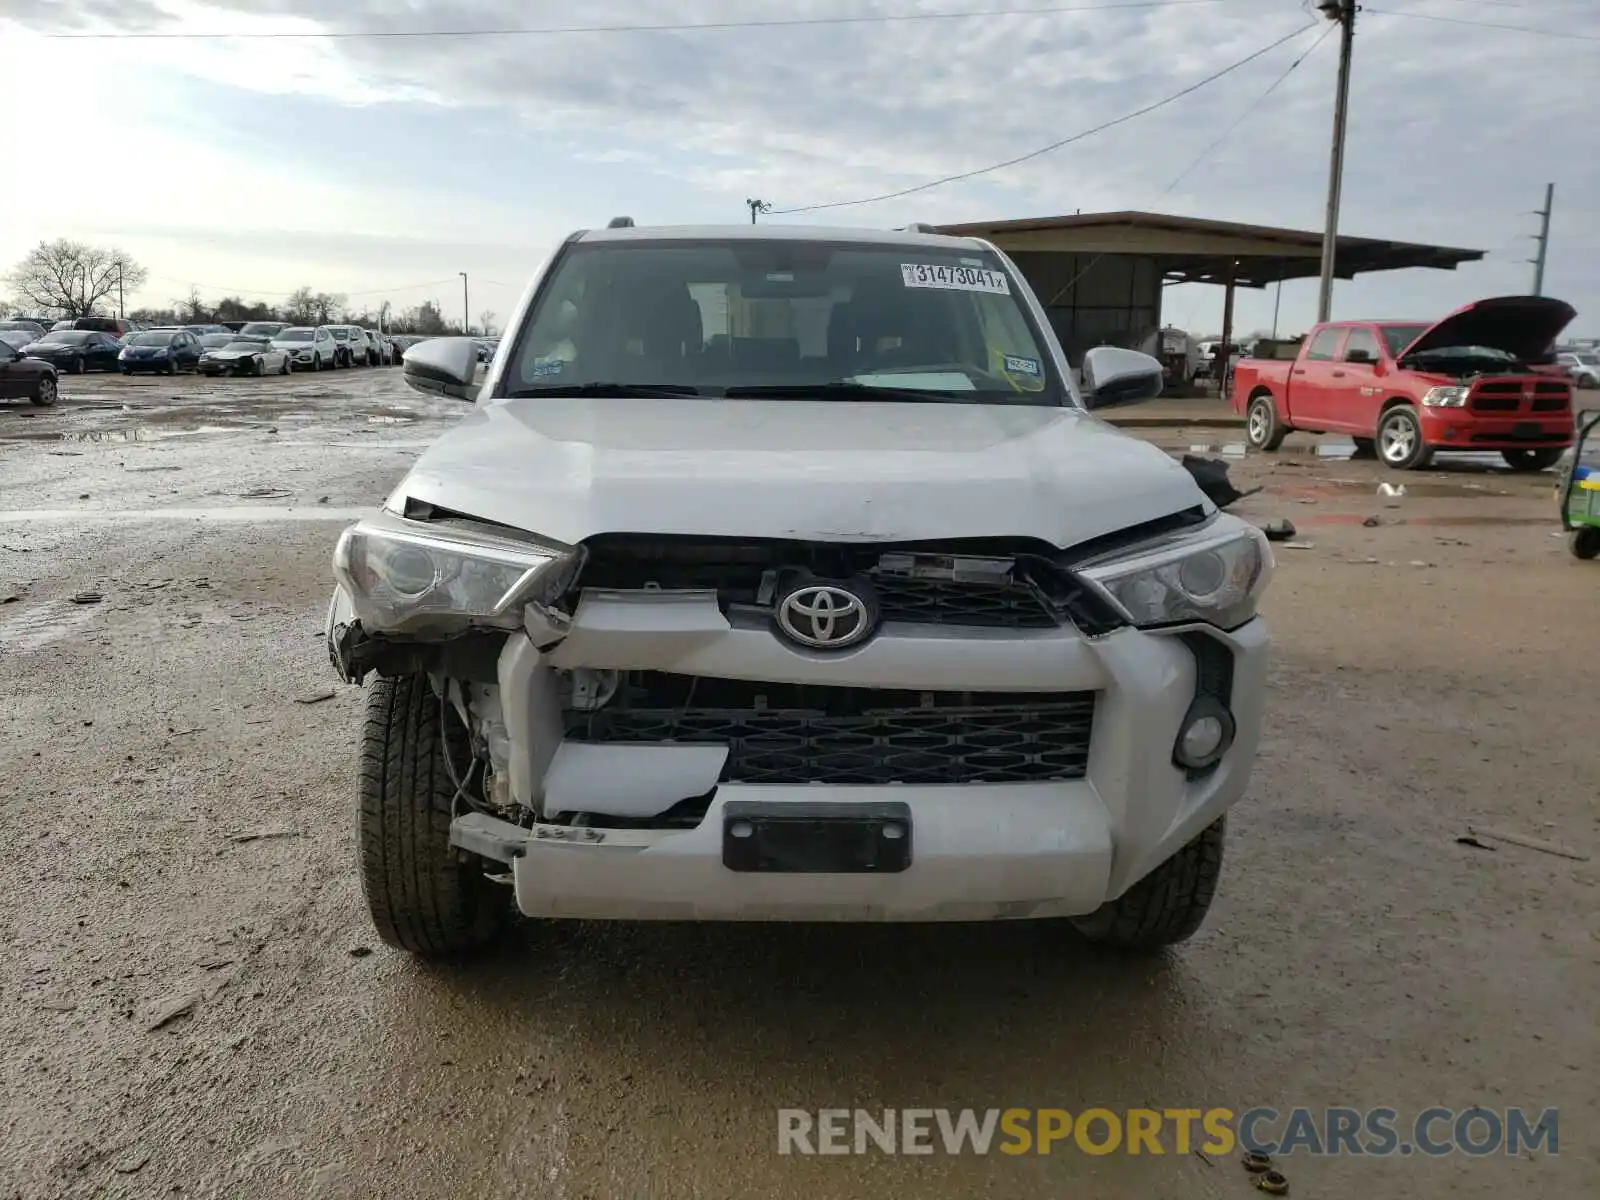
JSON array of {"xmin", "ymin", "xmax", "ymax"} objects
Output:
[
  {"xmin": 333, "ymin": 511, "xmax": 576, "ymax": 633},
  {"xmin": 1081, "ymin": 518, "xmax": 1273, "ymax": 630}
]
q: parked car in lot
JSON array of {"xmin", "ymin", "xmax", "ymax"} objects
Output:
[
  {"xmin": 0, "ymin": 319, "xmax": 48, "ymax": 342},
  {"xmin": 184, "ymin": 323, "xmax": 231, "ymax": 337},
  {"xmin": 319, "ymin": 324, "xmax": 364, "ymax": 368},
  {"xmin": 118, "ymin": 328, "xmax": 205, "ymax": 374},
  {"xmin": 1234, "ymin": 296, "xmax": 1577, "ymax": 471},
  {"xmin": 0, "ymin": 338, "xmax": 59, "ymax": 405},
  {"xmin": 1557, "ymin": 351, "xmax": 1599, "ymax": 389},
  {"xmin": 199, "ymin": 338, "xmax": 292, "ymax": 377},
  {"xmin": 324, "ymin": 220, "xmax": 1272, "ymax": 959},
  {"xmin": 198, "ymin": 332, "xmax": 235, "ymax": 352},
  {"xmin": 21, "ymin": 328, "xmax": 124, "ymax": 373},
  {"xmin": 237, "ymin": 321, "xmax": 291, "ymax": 343},
  {"xmin": 271, "ymin": 325, "xmax": 337, "ymax": 371}
]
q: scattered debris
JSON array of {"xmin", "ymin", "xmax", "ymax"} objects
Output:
[
  {"xmin": 77, "ymin": 492, "xmax": 90, "ymax": 500},
  {"xmin": 113, "ymin": 1153, "xmax": 151, "ymax": 1175},
  {"xmin": 317, "ymin": 496, "xmax": 330, "ymax": 504},
  {"xmin": 348, "ymin": 946, "xmax": 373, "ymax": 959},
  {"xmin": 228, "ymin": 829, "xmax": 303, "ymax": 845},
  {"xmin": 1409, "ymin": 560, "xmax": 1436, "ymax": 568},
  {"xmin": 197, "ymin": 956, "xmax": 237, "ymax": 971},
  {"xmin": 1362, "ymin": 515, "xmax": 1384, "ymax": 527},
  {"xmin": 1181, "ymin": 455, "xmax": 1262, "ymax": 509},
  {"xmin": 1242, "ymin": 1151, "xmax": 1272, "ymax": 1173},
  {"xmin": 38, "ymin": 998, "xmax": 78, "ymax": 1012},
  {"xmin": 167, "ymin": 727, "xmax": 203, "ymax": 738},
  {"xmin": 1282, "ymin": 541, "xmax": 1316, "ymax": 550},
  {"xmin": 1349, "ymin": 556, "xmax": 1381, "ymax": 565},
  {"xmin": 1377, "ymin": 482, "xmax": 1406, "ymax": 498},
  {"xmin": 1456, "ymin": 835, "xmax": 1497, "ymax": 852},
  {"xmin": 237, "ymin": 487, "xmax": 292, "ymax": 499},
  {"xmin": 1260, "ymin": 518, "xmax": 1297, "ymax": 542},
  {"xmin": 1, "ymin": 594, "xmax": 18, "ymax": 604},
  {"xmin": 145, "ymin": 991, "xmax": 199, "ymax": 1031},
  {"xmin": 69, "ymin": 591, "xmax": 103, "ymax": 605},
  {"xmin": 1255, "ymin": 1169, "xmax": 1290, "ymax": 1195},
  {"xmin": 1468, "ymin": 826, "xmax": 1589, "ymax": 862},
  {"xmin": 296, "ymin": 689, "xmax": 336, "ymax": 705},
  {"xmin": 1193, "ymin": 1148, "xmax": 1215, "ymax": 1168}
]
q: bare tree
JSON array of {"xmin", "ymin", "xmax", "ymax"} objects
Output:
[
  {"xmin": 478, "ymin": 310, "xmax": 497, "ymax": 337},
  {"xmin": 284, "ymin": 287, "xmax": 316, "ymax": 324},
  {"xmin": 311, "ymin": 292, "xmax": 346, "ymax": 324},
  {"xmin": 176, "ymin": 286, "xmax": 207, "ymax": 323},
  {"xmin": 7, "ymin": 240, "xmax": 147, "ymax": 318}
]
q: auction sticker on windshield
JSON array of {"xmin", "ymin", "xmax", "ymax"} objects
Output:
[{"xmin": 900, "ymin": 263, "xmax": 1010, "ymax": 294}]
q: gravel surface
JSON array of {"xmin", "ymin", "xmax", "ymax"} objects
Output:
[{"xmin": 2, "ymin": 373, "xmax": 1595, "ymax": 1199}]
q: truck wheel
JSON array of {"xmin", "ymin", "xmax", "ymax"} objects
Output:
[
  {"xmin": 358, "ymin": 674, "xmax": 508, "ymax": 956},
  {"xmin": 1072, "ymin": 818, "xmax": 1225, "ymax": 952},
  {"xmin": 1245, "ymin": 395, "xmax": 1288, "ymax": 451},
  {"xmin": 1377, "ymin": 406, "xmax": 1433, "ymax": 470},
  {"xmin": 1500, "ymin": 448, "xmax": 1564, "ymax": 472},
  {"xmin": 1570, "ymin": 528, "xmax": 1600, "ymax": 560}
]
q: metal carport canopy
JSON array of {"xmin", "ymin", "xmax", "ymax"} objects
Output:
[{"xmin": 934, "ymin": 210, "xmax": 1484, "ymax": 289}]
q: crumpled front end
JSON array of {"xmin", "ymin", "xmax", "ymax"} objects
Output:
[{"xmin": 326, "ymin": 513, "xmax": 1271, "ymax": 923}]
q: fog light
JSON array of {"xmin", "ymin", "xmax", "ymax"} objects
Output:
[{"xmin": 1173, "ymin": 700, "xmax": 1235, "ymax": 772}]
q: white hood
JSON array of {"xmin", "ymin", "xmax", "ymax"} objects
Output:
[{"xmin": 389, "ymin": 397, "xmax": 1210, "ymax": 549}]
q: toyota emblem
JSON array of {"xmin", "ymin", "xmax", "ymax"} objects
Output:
[{"xmin": 775, "ymin": 582, "xmax": 876, "ymax": 649}]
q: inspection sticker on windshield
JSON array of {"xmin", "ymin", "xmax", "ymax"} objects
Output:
[
  {"xmin": 1003, "ymin": 354, "xmax": 1041, "ymax": 378},
  {"xmin": 531, "ymin": 356, "xmax": 565, "ymax": 378},
  {"xmin": 900, "ymin": 263, "xmax": 1010, "ymax": 294}
]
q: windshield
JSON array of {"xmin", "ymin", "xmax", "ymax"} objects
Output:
[
  {"xmin": 127, "ymin": 332, "xmax": 176, "ymax": 346},
  {"xmin": 200, "ymin": 333, "xmax": 234, "ymax": 348},
  {"xmin": 223, "ymin": 340, "xmax": 262, "ymax": 352},
  {"xmin": 1378, "ymin": 324, "xmax": 1430, "ymax": 357},
  {"xmin": 329, "ymin": 328, "xmax": 349, "ymax": 340},
  {"xmin": 1570, "ymin": 353, "xmax": 1599, "ymax": 366},
  {"xmin": 240, "ymin": 322, "xmax": 285, "ymax": 336},
  {"xmin": 278, "ymin": 328, "xmax": 314, "ymax": 342},
  {"xmin": 0, "ymin": 330, "xmax": 31, "ymax": 349},
  {"xmin": 503, "ymin": 238, "xmax": 1061, "ymax": 404},
  {"xmin": 1409, "ymin": 344, "xmax": 1520, "ymax": 363},
  {"xmin": 43, "ymin": 330, "xmax": 93, "ymax": 344}
]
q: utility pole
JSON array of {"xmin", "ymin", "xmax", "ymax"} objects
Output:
[
  {"xmin": 746, "ymin": 198, "xmax": 772, "ymax": 224},
  {"xmin": 1271, "ymin": 276, "xmax": 1283, "ymax": 339},
  {"xmin": 459, "ymin": 272, "xmax": 469, "ymax": 335},
  {"xmin": 1527, "ymin": 183, "xmax": 1554, "ymax": 296},
  {"xmin": 1315, "ymin": 0, "xmax": 1355, "ymax": 323}
]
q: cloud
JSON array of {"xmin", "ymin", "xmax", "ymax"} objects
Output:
[{"xmin": 3, "ymin": 0, "xmax": 1598, "ymax": 331}]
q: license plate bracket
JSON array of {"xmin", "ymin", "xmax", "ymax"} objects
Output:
[
  {"xmin": 1512, "ymin": 422, "xmax": 1544, "ymax": 439},
  {"xmin": 721, "ymin": 801, "xmax": 912, "ymax": 874}
]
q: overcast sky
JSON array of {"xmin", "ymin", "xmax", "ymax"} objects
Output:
[{"xmin": 2, "ymin": 0, "xmax": 1594, "ymax": 337}]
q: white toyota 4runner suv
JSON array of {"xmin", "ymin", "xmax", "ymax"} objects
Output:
[{"xmin": 326, "ymin": 222, "xmax": 1273, "ymax": 957}]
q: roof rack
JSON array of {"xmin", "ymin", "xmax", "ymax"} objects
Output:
[
  {"xmin": 901, "ymin": 222, "xmax": 939, "ymax": 233},
  {"xmin": 607, "ymin": 216, "xmax": 636, "ymax": 228}
]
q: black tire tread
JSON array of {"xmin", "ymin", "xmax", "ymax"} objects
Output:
[
  {"xmin": 358, "ymin": 675, "xmax": 505, "ymax": 956},
  {"xmin": 1072, "ymin": 818, "xmax": 1225, "ymax": 951}
]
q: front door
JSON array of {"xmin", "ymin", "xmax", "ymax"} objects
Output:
[
  {"xmin": 1287, "ymin": 326, "xmax": 1347, "ymax": 428},
  {"xmin": 1330, "ymin": 325, "xmax": 1386, "ymax": 435}
]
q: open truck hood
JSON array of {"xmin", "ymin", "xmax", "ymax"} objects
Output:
[
  {"xmin": 390, "ymin": 396, "xmax": 1210, "ymax": 550},
  {"xmin": 1398, "ymin": 295, "xmax": 1576, "ymax": 362}
]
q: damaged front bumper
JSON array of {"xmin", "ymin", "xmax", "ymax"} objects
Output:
[{"xmin": 328, "ymin": 581, "xmax": 1269, "ymax": 923}]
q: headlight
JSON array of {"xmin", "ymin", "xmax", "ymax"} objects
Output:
[
  {"xmin": 1079, "ymin": 518, "xmax": 1272, "ymax": 630},
  {"xmin": 333, "ymin": 511, "xmax": 578, "ymax": 633},
  {"xmin": 1421, "ymin": 385, "xmax": 1469, "ymax": 408}
]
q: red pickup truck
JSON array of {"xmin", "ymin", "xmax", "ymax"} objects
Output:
[{"xmin": 1233, "ymin": 295, "xmax": 1577, "ymax": 471}]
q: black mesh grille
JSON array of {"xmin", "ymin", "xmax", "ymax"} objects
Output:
[
  {"xmin": 565, "ymin": 675, "xmax": 1095, "ymax": 785},
  {"xmin": 873, "ymin": 576, "xmax": 1058, "ymax": 629}
]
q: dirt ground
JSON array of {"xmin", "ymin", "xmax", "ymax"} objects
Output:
[{"xmin": 1, "ymin": 372, "xmax": 1596, "ymax": 1200}]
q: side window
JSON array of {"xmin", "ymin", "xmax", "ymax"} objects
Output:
[
  {"xmin": 1304, "ymin": 328, "xmax": 1343, "ymax": 361},
  {"xmin": 1340, "ymin": 327, "xmax": 1380, "ymax": 363}
]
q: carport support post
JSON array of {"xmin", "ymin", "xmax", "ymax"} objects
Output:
[{"xmin": 1218, "ymin": 260, "xmax": 1236, "ymax": 402}]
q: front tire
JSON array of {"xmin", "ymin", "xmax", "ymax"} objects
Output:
[
  {"xmin": 312, "ymin": 353, "xmax": 323, "ymax": 372},
  {"xmin": 1245, "ymin": 394, "xmax": 1288, "ymax": 451},
  {"xmin": 31, "ymin": 375, "xmax": 58, "ymax": 406},
  {"xmin": 1501, "ymin": 448, "xmax": 1564, "ymax": 472},
  {"xmin": 72, "ymin": 356, "xmax": 86, "ymax": 375},
  {"xmin": 359, "ymin": 675, "xmax": 508, "ymax": 956},
  {"xmin": 1378, "ymin": 405, "xmax": 1433, "ymax": 470},
  {"xmin": 1072, "ymin": 818, "xmax": 1225, "ymax": 952},
  {"xmin": 1571, "ymin": 527, "xmax": 1600, "ymax": 560}
]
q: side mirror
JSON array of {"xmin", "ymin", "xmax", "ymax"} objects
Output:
[
  {"xmin": 1080, "ymin": 346, "xmax": 1164, "ymax": 409},
  {"xmin": 1344, "ymin": 348, "xmax": 1375, "ymax": 365},
  {"xmin": 403, "ymin": 336, "xmax": 480, "ymax": 402}
]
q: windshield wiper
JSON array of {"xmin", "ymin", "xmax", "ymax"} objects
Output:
[
  {"xmin": 505, "ymin": 382, "xmax": 701, "ymax": 398},
  {"xmin": 723, "ymin": 381, "xmax": 978, "ymax": 403}
]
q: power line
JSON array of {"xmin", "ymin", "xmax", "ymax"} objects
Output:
[
  {"xmin": 145, "ymin": 275, "xmax": 466, "ymax": 299},
  {"xmin": 1042, "ymin": 20, "xmax": 1336, "ymax": 306},
  {"xmin": 770, "ymin": 19, "xmax": 1318, "ymax": 215},
  {"xmin": 1362, "ymin": 7, "xmax": 1599, "ymax": 41},
  {"xmin": 40, "ymin": 1, "xmax": 1243, "ymax": 41}
]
